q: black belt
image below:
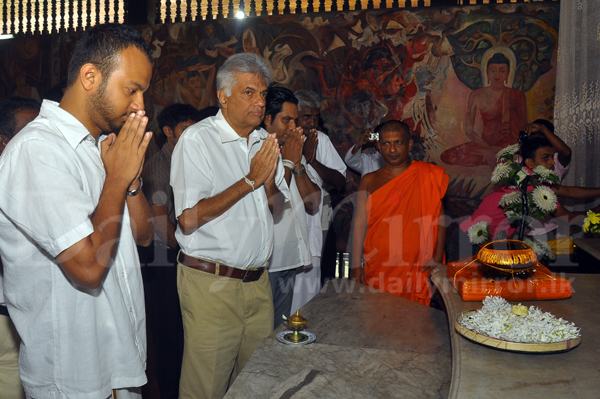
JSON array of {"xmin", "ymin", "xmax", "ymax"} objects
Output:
[
  {"xmin": 178, "ymin": 252, "xmax": 265, "ymax": 283},
  {"xmin": 0, "ymin": 305, "xmax": 9, "ymax": 317}
]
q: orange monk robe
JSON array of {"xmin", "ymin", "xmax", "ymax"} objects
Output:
[{"xmin": 363, "ymin": 161, "xmax": 449, "ymax": 306}]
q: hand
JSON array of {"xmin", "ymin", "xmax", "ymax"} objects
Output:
[
  {"xmin": 523, "ymin": 122, "xmax": 549, "ymax": 137},
  {"xmin": 248, "ymin": 134, "xmax": 280, "ymax": 188},
  {"xmin": 350, "ymin": 266, "xmax": 365, "ymax": 284},
  {"xmin": 280, "ymin": 127, "xmax": 304, "ymax": 166},
  {"xmin": 421, "ymin": 258, "xmax": 442, "ymax": 273},
  {"xmin": 303, "ymin": 128, "xmax": 318, "ymax": 164},
  {"xmin": 128, "ymin": 158, "xmax": 145, "ymax": 192},
  {"xmin": 101, "ymin": 110, "xmax": 152, "ymax": 189},
  {"xmin": 358, "ymin": 130, "xmax": 375, "ymax": 147}
]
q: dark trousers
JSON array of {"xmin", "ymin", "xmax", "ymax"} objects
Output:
[
  {"xmin": 268, "ymin": 268, "xmax": 297, "ymax": 330},
  {"xmin": 141, "ymin": 247, "xmax": 184, "ymax": 399}
]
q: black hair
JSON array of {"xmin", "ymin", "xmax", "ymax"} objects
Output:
[
  {"xmin": 43, "ymin": 81, "xmax": 68, "ymax": 103},
  {"xmin": 264, "ymin": 86, "xmax": 298, "ymax": 124},
  {"xmin": 157, "ymin": 103, "xmax": 200, "ymax": 133},
  {"xmin": 0, "ymin": 96, "xmax": 41, "ymax": 138},
  {"xmin": 487, "ymin": 53, "xmax": 510, "ymax": 67},
  {"xmin": 67, "ymin": 23, "xmax": 153, "ymax": 88},
  {"xmin": 197, "ymin": 106, "xmax": 219, "ymax": 121},
  {"xmin": 532, "ymin": 118, "xmax": 555, "ymax": 133},
  {"xmin": 520, "ymin": 136, "xmax": 553, "ymax": 164},
  {"xmin": 379, "ymin": 120, "xmax": 411, "ymax": 141}
]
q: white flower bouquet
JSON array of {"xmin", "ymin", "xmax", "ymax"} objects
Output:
[{"xmin": 468, "ymin": 144, "xmax": 560, "ymax": 257}]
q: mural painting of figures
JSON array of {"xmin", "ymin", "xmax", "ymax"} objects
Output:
[
  {"xmin": 441, "ymin": 49, "xmax": 527, "ymax": 169},
  {"xmin": 0, "ymin": 3, "xmax": 559, "ymax": 220},
  {"xmin": 173, "ymin": 64, "xmax": 217, "ymax": 110}
]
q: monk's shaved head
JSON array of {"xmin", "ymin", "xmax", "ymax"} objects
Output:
[{"xmin": 379, "ymin": 120, "xmax": 410, "ymax": 142}]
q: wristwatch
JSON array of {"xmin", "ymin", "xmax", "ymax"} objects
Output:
[
  {"xmin": 292, "ymin": 166, "xmax": 306, "ymax": 176},
  {"xmin": 126, "ymin": 177, "xmax": 143, "ymax": 197}
]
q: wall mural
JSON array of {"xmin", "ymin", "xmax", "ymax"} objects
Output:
[{"xmin": 0, "ymin": 3, "xmax": 559, "ymax": 231}]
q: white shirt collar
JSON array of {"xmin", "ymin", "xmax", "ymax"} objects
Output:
[
  {"xmin": 214, "ymin": 109, "xmax": 266, "ymax": 144},
  {"xmin": 39, "ymin": 99, "xmax": 92, "ymax": 149}
]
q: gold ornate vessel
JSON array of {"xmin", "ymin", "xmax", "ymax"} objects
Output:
[{"xmin": 477, "ymin": 239, "xmax": 537, "ymax": 277}]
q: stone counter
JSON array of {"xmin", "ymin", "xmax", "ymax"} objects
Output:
[
  {"xmin": 225, "ymin": 279, "xmax": 451, "ymax": 399},
  {"xmin": 430, "ymin": 266, "xmax": 600, "ymax": 399}
]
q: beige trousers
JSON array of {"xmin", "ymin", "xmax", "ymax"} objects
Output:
[
  {"xmin": 0, "ymin": 314, "xmax": 25, "ymax": 399},
  {"xmin": 177, "ymin": 263, "xmax": 273, "ymax": 399}
]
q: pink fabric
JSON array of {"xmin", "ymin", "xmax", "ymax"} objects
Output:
[{"xmin": 460, "ymin": 171, "xmax": 561, "ymax": 238}]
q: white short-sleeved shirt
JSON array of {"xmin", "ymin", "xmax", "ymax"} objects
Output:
[
  {"xmin": 269, "ymin": 156, "xmax": 314, "ymax": 272},
  {"xmin": 344, "ymin": 147, "xmax": 384, "ymax": 177},
  {"xmin": 306, "ymin": 131, "xmax": 347, "ymax": 257},
  {"xmin": 0, "ymin": 100, "xmax": 146, "ymax": 399},
  {"xmin": 171, "ymin": 110, "xmax": 289, "ymax": 269}
]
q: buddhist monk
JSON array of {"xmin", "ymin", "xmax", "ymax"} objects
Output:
[{"xmin": 350, "ymin": 120, "xmax": 449, "ymax": 306}]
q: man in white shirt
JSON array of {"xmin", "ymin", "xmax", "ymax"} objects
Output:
[
  {"xmin": 0, "ymin": 24, "xmax": 154, "ymax": 399},
  {"xmin": 171, "ymin": 53, "xmax": 288, "ymax": 399},
  {"xmin": 263, "ymin": 87, "xmax": 321, "ymax": 327},
  {"xmin": 0, "ymin": 96, "xmax": 40, "ymax": 399},
  {"xmin": 344, "ymin": 129, "xmax": 384, "ymax": 177},
  {"xmin": 292, "ymin": 89, "xmax": 347, "ymax": 311}
]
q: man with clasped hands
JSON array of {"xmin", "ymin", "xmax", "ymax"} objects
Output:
[
  {"xmin": 0, "ymin": 23, "xmax": 154, "ymax": 399},
  {"xmin": 171, "ymin": 53, "xmax": 289, "ymax": 399}
]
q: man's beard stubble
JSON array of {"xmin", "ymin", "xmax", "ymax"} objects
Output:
[{"xmin": 87, "ymin": 81, "xmax": 126, "ymax": 134}]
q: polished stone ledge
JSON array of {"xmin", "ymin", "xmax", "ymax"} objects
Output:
[{"xmin": 225, "ymin": 279, "xmax": 451, "ymax": 399}]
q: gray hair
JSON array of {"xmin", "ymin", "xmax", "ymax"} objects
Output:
[
  {"xmin": 294, "ymin": 89, "xmax": 322, "ymax": 110},
  {"xmin": 216, "ymin": 53, "xmax": 273, "ymax": 97}
]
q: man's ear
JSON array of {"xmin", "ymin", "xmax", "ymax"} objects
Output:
[
  {"xmin": 264, "ymin": 114, "xmax": 272, "ymax": 129},
  {"xmin": 217, "ymin": 90, "xmax": 227, "ymax": 109},
  {"xmin": 408, "ymin": 138, "xmax": 414, "ymax": 152},
  {"xmin": 80, "ymin": 63, "xmax": 100, "ymax": 92},
  {"xmin": 163, "ymin": 126, "xmax": 175, "ymax": 139},
  {"xmin": 525, "ymin": 158, "xmax": 536, "ymax": 170}
]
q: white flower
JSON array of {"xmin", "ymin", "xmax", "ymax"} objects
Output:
[
  {"xmin": 531, "ymin": 186, "xmax": 558, "ymax": 212},
  {"xmin": 532, "ymin": 166, "xmax": 559, "ymax": 184},
  {"xmin": 499, "ymin": 191, "xmax": 522, "ymax": 207},
  {"xmin": 467, "ymin": 221, "xmax": 490, "ymax": 245},
  {"xmin": 491, "ymin": 162, "xmax": 512, "ymax": 183},
  {"xmin": 514, "ymin": 169, "xmax": 529, "ymax": 187},
  {"xmin": 496, "ymin": 144, "xmax": 520, "ymax": 160}
]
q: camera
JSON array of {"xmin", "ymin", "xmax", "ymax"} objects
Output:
[
  {"xmin": 369, "ymin": 132, "xmax": 379, "ymax": 141},
  {"xmin": 518, "ymin": 130, "xmax": 528, "ymax": 144}
]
